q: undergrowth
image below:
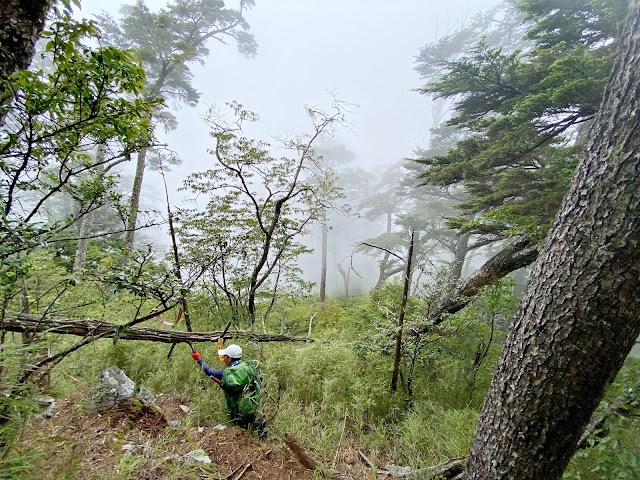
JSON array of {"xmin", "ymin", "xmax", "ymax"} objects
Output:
[{"xmin": 1, "ymin": 274, "xmax": 639, "ymax": 479}]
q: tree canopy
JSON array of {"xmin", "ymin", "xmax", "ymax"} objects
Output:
[
  {"xmin": 413, "ymin": 0, "xmax": 630, "ymax": 243},
  {"xmin": 0, "ymin": 17, "xmax": 156, "ymax": 263}
]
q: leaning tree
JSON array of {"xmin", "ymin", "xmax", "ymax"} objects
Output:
[{"xmin": 463, "ymin": 1, "xmax": 640, "ymax": 478}]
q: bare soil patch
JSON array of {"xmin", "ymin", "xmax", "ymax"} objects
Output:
[{"xmin": 19, "ymin": 390, "xmax": 321, "ymax": 480}]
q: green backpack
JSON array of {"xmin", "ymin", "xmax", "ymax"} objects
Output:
[{"xmin": 220, "ymin": 360, "xmax": 262, "ymax": 418}]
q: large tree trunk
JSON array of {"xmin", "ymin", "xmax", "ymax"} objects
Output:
[
  {"xmin": 0, "ymin": 0, "xmax": 52, "ymax": 80},
  {"xmin": 0, "ymin": 0, "xmax": 53, "ymax": 128},
  {"xmin": 463, "ymin": 5, "xmax": 640, "ymax": 479},
  {"xmin": 124, "ymin": 147, "xmax": 148, "ymax": 256}
]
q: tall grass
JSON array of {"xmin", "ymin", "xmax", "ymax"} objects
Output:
[{"xmin": 5, "ymin": 264, "xmax": 639, "ymax": 478}]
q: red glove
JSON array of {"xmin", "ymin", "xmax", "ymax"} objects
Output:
[{"xmin": 192, "ymin": 351, "xmax": 201, "ymax": 361}]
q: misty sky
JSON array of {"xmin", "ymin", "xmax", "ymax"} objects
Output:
[
  {"xmin": 75, "ymin": 0, "xmax": 502, "ymax": 291},
  {"xmin": 77, "ymin": 0, "xmax": 501, "ymax": 184}
]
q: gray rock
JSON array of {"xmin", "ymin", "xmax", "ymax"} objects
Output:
[
  {"xmin": 184, "ymin": 449, "xmax": 211, "ymax": 464},
  {"xmin": 168, "ymin": 420, "xmax": 181, "ymax": 428},
  {"xmin": 35, "ymin": 395, "xmax": 55, "ymax": 409},
  {"xmin": 35, "ymin": 395, "xmax": 55, "ymax": 418},
  {"xmin": 85, "ymin": 366, "xmax": 136, "ymax": 412},
  {"xmin": 136, "ymin": 386, "xmax": 155, "ymax": 405}
]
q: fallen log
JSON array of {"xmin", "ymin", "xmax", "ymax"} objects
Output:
[
  {"xmin": 283, "ymin": 433, "xmax": 354, "ymax": 480},
  {"xmin": 2, "ymin": 313, "xmax": 313, "ymax": 344}
]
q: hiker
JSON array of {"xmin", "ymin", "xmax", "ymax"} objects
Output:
[{"xmin": 191, "ymin": 344, "xmax": 263, "ymax": 433}]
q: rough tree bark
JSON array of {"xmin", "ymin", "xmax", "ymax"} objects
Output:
[
  {"xmin": 0, "ymin": 0, "xmax": 52, "ymax": 80},
  {"xmin": 0, "ymin": 0, "xmax": 53, "ymax": 129},
  {"xmin": 463, "ymin": 3, "xmax": 640, "ymax": 478}
]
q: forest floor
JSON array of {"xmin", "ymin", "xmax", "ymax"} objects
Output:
[{"xmin": 17, "ymin": 389, "xmax": 372, "ymax": 480}]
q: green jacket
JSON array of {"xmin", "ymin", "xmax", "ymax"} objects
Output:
[{"xmin": 220, "ymin": 360, "xmax": 261, "ymax": 418}]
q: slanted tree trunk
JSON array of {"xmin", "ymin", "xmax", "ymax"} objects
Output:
[
  {"xmin": 447, "ymin": 232, "xmax": 470, "ymax": 285},
  {"xmin": 417, "ymin": 236, "xmax": 538, "ymax": 332},
  {"xmin": 390, "ymin": 229, "xmax": 414, "ymax": 392},
  {"xmin": 320, "ymin": 222, "xmax": 328, "ymax": 302},
  {"xmin": 463, "ymin": 5, "xmax": 640, "ymax": 478}
]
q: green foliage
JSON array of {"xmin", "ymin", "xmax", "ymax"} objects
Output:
[
  {"xmin": 178, "ymin": 102, "xmax": 344, "ymax": 324},
  {"xmin": 0, "ymin": 342, "xmax": 44, "ymax": 474},
  {"xmin": 0, "ymin": 15, "xmax": 157, "ymax": 289},
  {"xmin": 264, "ymin": 341, "xmax": 399, "ymax": 453},
  {"xmin": 564, "ymin": 359, "xmax": 640, "ymax": 480},
  {"xmin": 4, "ymin": 281, "xmax": 638, "ymax": 478},
  {"xmin": 397, "ymin": 402, "xmax": 478, "ymax": 466},
  {"xmin": 96, "ymin": 0, "xmax": 257, "ymax": 122},
  {"xmin": 413, "ymin": 0, "xmax": 631, "ymax": 242}
]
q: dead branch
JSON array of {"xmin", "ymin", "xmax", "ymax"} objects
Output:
[
  {"xmin": 283, "ymin": 433, "xmax": 354, "ymax": 480},
  {"xmin": 370, "ymin": 457, "xmax": 465, "ymax": 479},
  {"xmin": 3, "ymin": 314, "xmax": 313, "ymax": 345},
  {"xmin": 405, "ymin": 458, "xmax": 465, "ymax": 479},
  {"xmin": 222, "ymin": 462, "xmax": 252, "ymax": 480},
  {"xmin": 355, "ymin": 450, "xmax": 375, "ymax": 470}
]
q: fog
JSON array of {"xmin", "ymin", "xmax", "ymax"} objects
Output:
[{"xmin": 76, "ymin": 0, "xmax": 502, "ymax": 294}]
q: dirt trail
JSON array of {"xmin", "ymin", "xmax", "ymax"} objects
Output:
[{"xmin": 20, "ymin": 392, "xmax": 320, "ymax": 480}]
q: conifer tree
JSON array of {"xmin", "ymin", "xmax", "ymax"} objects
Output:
[{"xmin": 414, "ymin": 0, "xmax": 629, "ymax": 243}]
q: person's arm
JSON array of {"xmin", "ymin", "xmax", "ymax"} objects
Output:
[
  {"xmin": 198, "ymin": 359, "xmax": 224, "ymax": 380},
  {"xmin": 192, "ymin": 351, "xmax": 224, "ymax": 380}
]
